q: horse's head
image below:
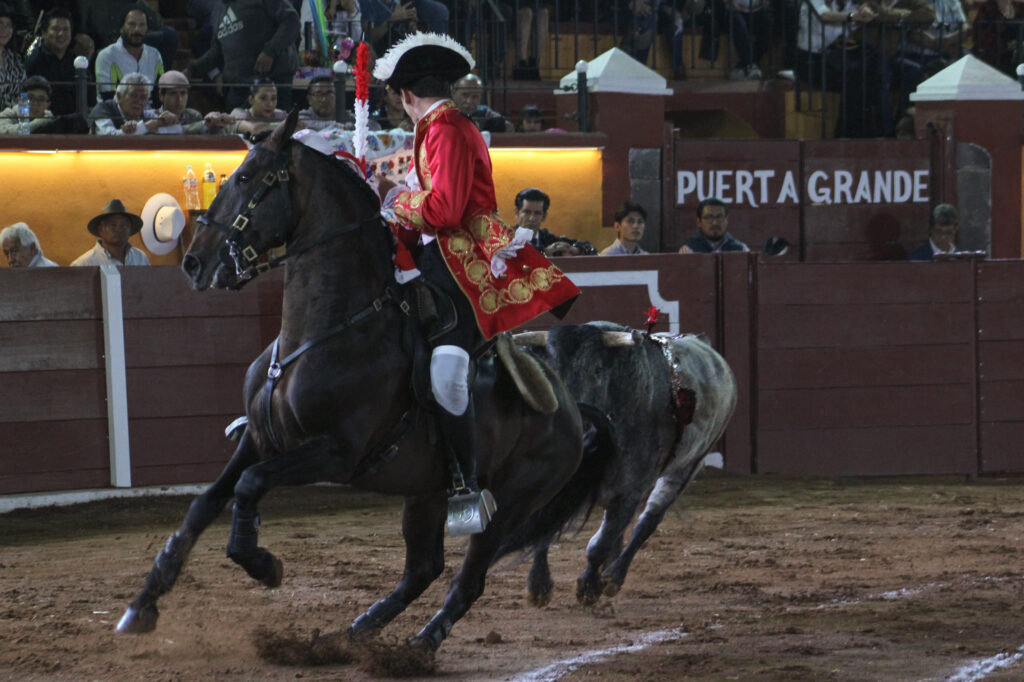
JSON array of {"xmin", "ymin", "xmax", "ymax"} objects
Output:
[{"xmin": 182, "ymin": 110, "xmax": 302, "ymax": 290}]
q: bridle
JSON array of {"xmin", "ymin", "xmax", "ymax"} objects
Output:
[{"xmin": 198, "ymin": 140, "xmax": 378, "ymax": 289}]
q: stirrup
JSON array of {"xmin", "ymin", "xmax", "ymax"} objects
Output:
[
  {"xmin": 224, "ymin": 416, "xmax": 248, "ymax": 441},
  {"xmin": 447, "ymin": 489, "xmax": 497, "ymax": 536}
]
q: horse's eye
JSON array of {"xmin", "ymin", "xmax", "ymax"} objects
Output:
[{"xmin": 237, "ymin": 174, "xmax": 250, "ymax": 184}]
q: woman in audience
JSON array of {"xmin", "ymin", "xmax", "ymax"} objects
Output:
[
  {"xmin": 0, "ymin": 2, "xmax": 25, "ymax": 111},
  {"xmin": 229, "ymin": 77, "xmax": 287, "ymax": 136}
]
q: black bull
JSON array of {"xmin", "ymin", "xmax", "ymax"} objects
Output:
[{"xmin": 499, "ymin": 321, "xmax": 737, "ymax": 605}]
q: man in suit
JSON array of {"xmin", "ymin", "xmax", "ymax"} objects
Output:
[{"xmin": 908, "ymin": 203, "xmax": 958, "ymax": 261}]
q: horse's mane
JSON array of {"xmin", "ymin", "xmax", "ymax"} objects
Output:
[{"xmin": 290, "ymin": 139, "xmax": 382, "ymax": 213}]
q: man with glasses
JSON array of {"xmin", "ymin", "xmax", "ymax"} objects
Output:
[
  {"xmin": 297, "ymin": 74, "xmax": 376, "ymax": 131},
  {"xmin": 908, "ymin": 204, "xmax": 959, "ymax": 261},
  {"xmin": 679, "ymin": 197, "xmax": 750, "ymax": 254}
]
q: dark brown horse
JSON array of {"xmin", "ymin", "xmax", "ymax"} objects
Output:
[{"xmin": 115, "ymin": 111, "xmax": 592, "ymax": 653}]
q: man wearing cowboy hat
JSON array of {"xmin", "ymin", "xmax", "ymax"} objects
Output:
[
  {"xmin": 71, "ymin": 198, "xmax": 150, "ymax": 266},
  {"xmin": 373, "ymin": 32, "xmax": 579, "ymax": 533}
]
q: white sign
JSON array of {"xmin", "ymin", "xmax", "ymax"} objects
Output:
[{"xmin": 677, "ymin": 169, "xmax": 930, "ymax": 207}]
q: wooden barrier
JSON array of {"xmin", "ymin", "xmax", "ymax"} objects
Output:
[{"xmin": 6, "ymin": 257, "xmax": 1024, "ymax": 499}]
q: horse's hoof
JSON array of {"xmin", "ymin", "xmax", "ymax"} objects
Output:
[
  {"xmin": 602, "ymin": 582, "xmax": 621, "ymax": 598},
  {"xmin": 261, "ymin": 556, "xmax": 284, "ymax": 588},
  {"xmin": 575, "ymin": 577, "xmax": 601, "ymax": 606},
  {"xmin": 115, "ymin": 605, "xmax": 158, "ymax": 634},
  {"xmin": 527, "ymin": 588, "xmax": 552, "ymax": 607}
]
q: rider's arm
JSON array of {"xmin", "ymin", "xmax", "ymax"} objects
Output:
[{"xmin": 393, "ymin": 120, "xmax": 476, "ymax": 233}]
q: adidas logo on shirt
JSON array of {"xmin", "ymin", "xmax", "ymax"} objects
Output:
[{"xmin": 217, "ymin": 7, "xmax": 243, "ymax": 39}]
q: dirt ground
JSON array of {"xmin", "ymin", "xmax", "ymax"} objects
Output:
[{"xmin": 3, "ymin": 470, "xmax": 1024, "ymax": 681}]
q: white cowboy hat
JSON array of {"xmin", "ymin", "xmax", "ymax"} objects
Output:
[{"xmin": 141, "ymin": 193, "xmax": 186, "ymax": 255}]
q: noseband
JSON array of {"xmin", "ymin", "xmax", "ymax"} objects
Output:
[{"xmin": 198, "ymin": 140, "xmax": 378, "ymax": 289}]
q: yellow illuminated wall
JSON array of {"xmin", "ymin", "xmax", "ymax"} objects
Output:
[{"xmin": 0, "ymin": 146, "xmax": 603, "ymax": 267}]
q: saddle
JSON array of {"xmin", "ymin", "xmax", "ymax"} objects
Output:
[{"xmin": 402, "ymin": 279, "xmax": 558, "ymax": 415}]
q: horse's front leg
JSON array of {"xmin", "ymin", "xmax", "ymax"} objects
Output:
[
  {"xmin": 117, "ymin": 430, "xmax": 260, "ymax": 634},
  {"xmin": 576, "ymin": 500, "xmax": 636, "ymax": 606},
  {"xmin": 227, "ymin": 436, "xmax": 341, "ymax": 587},
  {"xmin": 347, "ymin": 492, "xmax": 447, "ymax": 639},
  {"xmin": 527, "ymin": 543, "xmax": 555, "ymax": 607}
]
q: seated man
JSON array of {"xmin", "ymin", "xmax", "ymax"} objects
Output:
[
  {"xmin": 297, "ymin": 74, "xmax": 380, "ymax": 131},
  {"xmin": 600, "ymin": 201, "xmax": 650, "ymax": 255},
  {"xmin": 514, "ymin": 188, "xmax": 596, "ymax": 257},
  {"xmin": 1, "ymin": 222, "xmax": 58, "ymax": 267},
  {"xmin": 71, "ymin": 199, "xmax": 150, "ymax": 266},
  {"xmin": 908, "ymin": 203, "xmax": 958, "ymax": 261},
  {"xmin": 679, "ymin": 198, "xmax": 750, "ymax": 253},
  {"xmin": 94, "ymin": 7, "xmax": 164, "ymax": 101},
  {"xmin": 154, "ymin": 70, "xmax": 235, "ymax": 134},
  {"xmin": 451, "ymin": 73, "xmax": 513, "ymax": 132},
  {"xmin": 89, "ymin": 72, "xmax": 171, "ymax": 134},
  {"xmin": 0, "ymin": 75, "xmax": 88, "ymax": 134}
]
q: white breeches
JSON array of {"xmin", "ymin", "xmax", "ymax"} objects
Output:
[{"xmin": 430, "ymin": 345, "xmax": 470, "ymax": 416}]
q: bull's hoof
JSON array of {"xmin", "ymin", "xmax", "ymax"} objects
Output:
[
  {"xmin": 115, "ymin": 605, "xmax": 159, "ymax": 634},
  {"xmin": 527, "ymin": 587, "xmax": 552, "ymax": 607},
  {"xmin": 261, "ymin": 556, "xmax": 284, "ymax": 588}
]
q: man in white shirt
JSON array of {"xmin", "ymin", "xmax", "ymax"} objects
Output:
[
  {"xmin": 95, "ymin": 7, "xmax": 165, "ymax": 101},
  {"xmin": 71, "ymin": 199, "xmax": 150, "ymax": 267},
  {"xmin": 1, "ymin": 222, "xmax": 58, "ymax": 267}
]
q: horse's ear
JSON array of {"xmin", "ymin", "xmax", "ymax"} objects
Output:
[{"xmin": 269, "ymin": 108, "xmax": 301, "ymax": 149}]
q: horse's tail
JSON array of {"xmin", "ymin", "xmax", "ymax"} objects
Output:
[{"xmin": 492, "ymin": 402, "xmax": 616, "ymax": 563}]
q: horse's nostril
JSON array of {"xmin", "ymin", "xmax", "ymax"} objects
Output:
[{"xmin": 182, "ymin": 254, "xmax": 200, "ymax": 278}]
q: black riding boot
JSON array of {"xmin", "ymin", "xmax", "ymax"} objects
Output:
[{"xmin": 439, "ymin": 403, "xmax": 497, "ymax": 535}]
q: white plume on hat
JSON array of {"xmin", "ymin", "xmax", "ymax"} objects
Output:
[{"xmin": 372, "ymin": 32, "xmax": 475, "ymax": 82}]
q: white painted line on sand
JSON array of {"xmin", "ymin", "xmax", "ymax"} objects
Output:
[
  {"xmin": 947, "ymin": 645, "xmax": 1024, "ymax": 682},
  {"xmin": 510, "ymin": 627, "xmax": 688, "ymax": 682}
]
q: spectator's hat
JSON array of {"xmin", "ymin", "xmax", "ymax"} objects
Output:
[
  {"xmin": 88, "ymin": 199, "xmax": 143, "ymax": 237},
  {"xmin": 158, "ymin": 70, "xmax": 190, "ymax": 89},
  {"xmin": 140, "ymin": 193, "xmax": 186, "ymax": 255},
  {"xmin": 372, "ymin": 32, "xmax": 475, "ymax": 91}
]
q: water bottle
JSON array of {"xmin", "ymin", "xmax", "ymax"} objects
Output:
[
  {"xmin": 201, "ymin": 162, "xmax": 217, "ymax": 209},
  {"xmin": 183, "ymin": 165, "xmax": 200, "ymax": 211},
  {"xmin": 17, "ymin": 92, "xmax": 30, "ymax": 135}
]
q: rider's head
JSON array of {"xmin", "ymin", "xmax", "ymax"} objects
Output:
[{"xmin": 373, "ymin": 32, "xmax": 474, "ymax": 117}]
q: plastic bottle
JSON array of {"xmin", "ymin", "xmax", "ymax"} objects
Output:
[
  {"xmin": 218, "ymin": 173, "xmax": 227, "ymax": 192},
  {"xmin": 183, "ymin": 165, "xmax": 200, "ymax": 211},
  {"xmin": 17, "ymin": 93, "xmax": 30, "ymax": 135},
  {"xmin": 201, "ymin": 162, "xmax": 217, "ymax": 209}
]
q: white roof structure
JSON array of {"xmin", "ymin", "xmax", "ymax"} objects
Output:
[
  {"xmin": 910, "ymin": 54, "xmax": 1024, "ymax": 102},
  {"xmin": 557, "ymin": 47, "xmax": 673, "ymax": 96}
]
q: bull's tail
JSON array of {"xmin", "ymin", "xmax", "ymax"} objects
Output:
[{"xmin": 492, "ymin": 403, "xmax": 616, "ymax": 563}]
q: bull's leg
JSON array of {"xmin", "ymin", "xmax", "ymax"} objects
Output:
[
  {"xmin": 526, "ymin": 543, "xmax": 555, "ymax": 607},
  {"xmin": 117, "ymin": 431, "xmax": 260, "ymax": 634},
  {"xmin": 348, "ymin": 492, "xmax": 447, "ymax": 638},
  {"xmin": 602, "ymin": 456, "xmax": 703, "ymax": 596},
  {"xmin": 227, "ymin": 437, "xmax": 341, "ymax": 586},
  {"xmin": 576, "ymin": 499, "xmax": 636, "ymax": 605}
]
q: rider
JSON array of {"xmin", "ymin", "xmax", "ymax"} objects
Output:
[{"xmin": 372, "ymin": 32, "xmax": 580, "ymax": 533}]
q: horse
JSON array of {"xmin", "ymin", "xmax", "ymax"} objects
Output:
[
  {"xmin": 114, "ymin": 110, "xmax": 598, "ymax": 654},
  {"xmin": 498, "ymin": 322, "xmax": 737, "ymax": 606}
]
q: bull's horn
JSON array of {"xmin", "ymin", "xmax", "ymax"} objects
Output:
[
  {"xmin": 601, "ymin": 331, "xmax": 636, "ymax": 347},
  {"xmin": 513, "ymin": 331, "xmax": 549, "ymax": 346}
]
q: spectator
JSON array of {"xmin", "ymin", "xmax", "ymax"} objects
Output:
[
  {"xmin": 0, "ymin": 2, "xmax": 25, "ymax": 111},
  {"xmin": 12, "ymin": 2, "xmax": 90, "ymax": 59},
  {"xmin": 600, "ymin": 201, "xmax": 649, "ymax": 255},
  {"xmin": 71, "ymin": 198, "xmax": 150, "ymax": 266},
  {"xmin": 24, "ymin": 7, "xmax": 93, "ymax": 116},
  {"xmin": 155, "ymin": 69, "xmax": 236, "ymax": 134},
  {"xmin": 299, "ymin": 74, "xmax": 347, "ymax": 130},
  {"xmin": 513, "ymin": 0, "xmax": 548, "ymax": 80},
  {"xmin": 1, "ymin": 222, "xmax": 57, "ymax": 267},
  {"xmin": 186, "ymin": 0, "xmax": 300, "ymax": 111},
  {"xmin": 229, "ymin": 76, "xmax": 287, "ymax": 136},
  {"xmin": 513, "ymin": 188, "xmax": 597, "ymax": 256},
  {"xmin": 451, "ymin": 73, "xmax": 513, "ymax": 132},
  {"xmin": 516, "ymin": 103, "xmax": 543, "ymax": 132},
  {"xmin": 94, "ymin": 7, "xmax": 165, "ymax": 101},
  {"xmin": 907, "ymin": 203, "xmax": 958, "ymax": 260},
  {"xmin": 79, "ymin": 1, "xmax": 177, "ymax": 73},
  {"xmin": 921, "ymin": 0, "xmax": 968, "ymax": 59},
  {"xmin": 679, "ymin": 198, "xmax": 750, "ymax": 253},
  {"xmin": 0, "ymin": 74, "xmax": 86, "ymax": 133},
  {"xmin": 361, "ymin": 0, "xmax": 448, "ymax": 58},
  {"xmin": 372, "ymin": 85, "xmax": 412, "ymax": 130},
  {"xmin": 89, "ymin": 71, "xmax": 165, "ymax": 134},
  {"xmin": 700, "ymin": 0, "xmax": 775, "ymax": 80},
  {"xmin": 973, "ymin": 0, "xmax": 1024, "ymax": 76}
]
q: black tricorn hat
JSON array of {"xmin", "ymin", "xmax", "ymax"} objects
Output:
[
  {"xmin": 87, "ymin": 198, "xmax": 143, "ymax": 236},
  {"xmin": 372, "ymin": 32, "xmax": 475, "ymax": 91}
]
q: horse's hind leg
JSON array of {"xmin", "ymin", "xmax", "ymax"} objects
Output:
[
  {"xmin": 576, "ymin": 499, "xmax": 636, "ymax": 606},
  {"xmin": 348, "ymin": 492, "xmax": 447, "ymax": 639},
  {"xmin": 527, "ymin": 543, "xmax": 554, "ymax": 607},
  {"xmin": 227, "ymin": 437, "xmax": 341, "ymax": 587},
  {"xmin": 117, "ymin": 432, "xmax": 260, "ymax": 633}
]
